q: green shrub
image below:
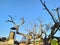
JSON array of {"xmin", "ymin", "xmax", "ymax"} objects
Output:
[{"xmin": 51, "ymin": 39, "xmax": 58, "ymax": 45}]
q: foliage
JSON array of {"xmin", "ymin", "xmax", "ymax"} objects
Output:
[{"xmin": 51, "ymin": 39, "xmax": 58, "ymax": 45}]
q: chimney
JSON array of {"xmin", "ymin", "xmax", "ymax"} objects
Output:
[{"xmin": 8, "ymin": 31, "xmax": 15, "ymax": 44}]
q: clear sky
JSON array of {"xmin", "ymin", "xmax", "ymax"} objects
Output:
[{"xmin": 0, "ymin": 0, "xmax": 60, "ymax": 41}]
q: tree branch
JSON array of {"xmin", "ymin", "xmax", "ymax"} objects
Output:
[
  {"xmin": 6, "ymin": 15, "xmax": 16, "ymax": 25},
  {"xmin": 40, "ymin": 0, "xmax": 56, "ymax": 23}
]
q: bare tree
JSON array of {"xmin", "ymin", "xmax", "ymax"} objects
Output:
[
  {"xmin": 6, "ymin": 15, "xmax": 25, "ymax": 32},
  {"xmin": 40, "ymin": 0, "xmax": 60, "ymax": 37},
  {"xmin": 40, "ymin": 0, "xmax": 60, "ymax": 44}
]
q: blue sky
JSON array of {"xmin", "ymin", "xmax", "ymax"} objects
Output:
[{"xmin": 0, "ymin": 0, "xmax": 60, "ymax": 41}]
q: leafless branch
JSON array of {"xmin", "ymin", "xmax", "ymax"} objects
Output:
[
  {"xmin": 52, "ymin": 8, "xmax": 60, "ymax": 22},
  {"xmin": 16, "ymin": 31, "xmax": 26, "ymax": 36},
  {"xmin": 40, "ymin": 0, "xmax": 56, "ymax": 23},
  {"xmin": 24, "ymin": 27, "xmax": 30, "ymax": 33},
  {"xmin": 33, "ymin": 23, "xmax": 37, "ymax": 35},
  {"xmin": 6, "ymin": 15, "xmax": 16, "ymax": 25},
  {"xmin": 18, "ymin": 17, "xmax": 25, "ymax": 27}
]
